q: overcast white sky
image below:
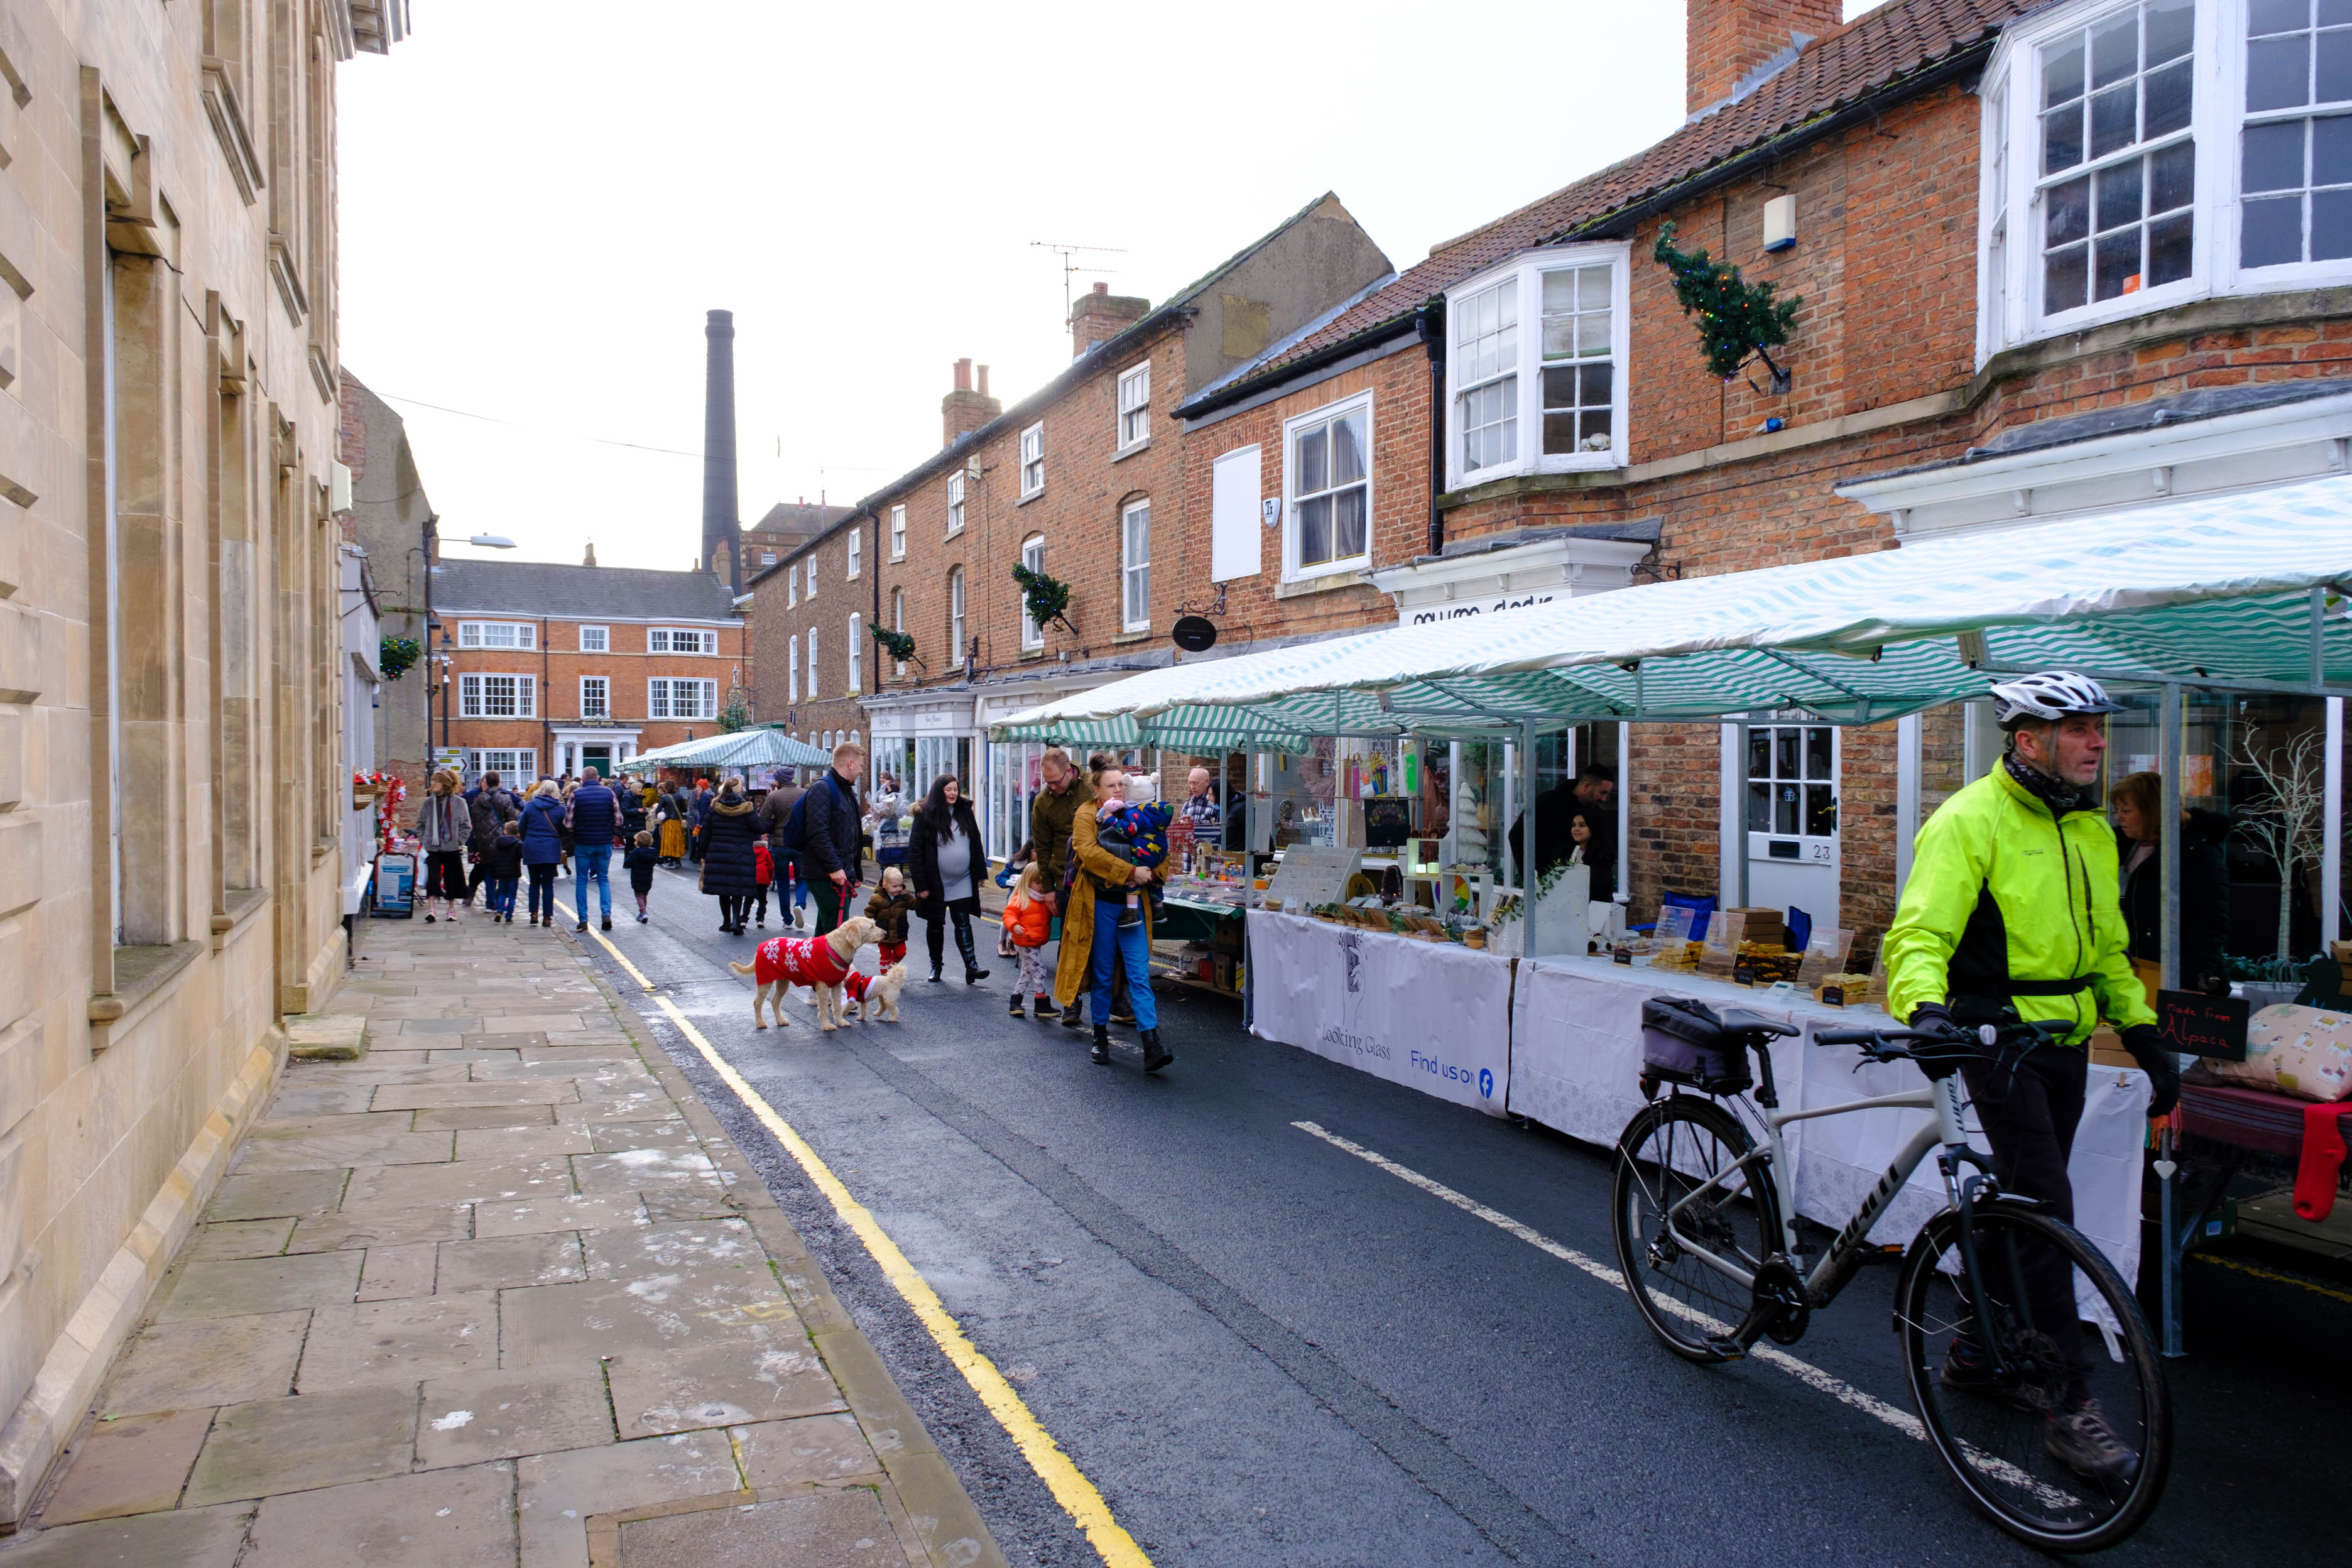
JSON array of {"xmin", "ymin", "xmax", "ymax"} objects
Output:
[{"xmin": 339, "ymin": 3, "xmax": 1875, "ymax": 572}]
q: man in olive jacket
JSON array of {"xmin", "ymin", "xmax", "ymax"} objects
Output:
[{"xmin": 1028, "ymin": 748, "xmax": 1092, "ymax": 896}]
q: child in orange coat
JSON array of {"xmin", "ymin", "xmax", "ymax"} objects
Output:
[{"xmin": 1003, "ymin": 861, "xmax": 1055, "ymax": 1018}]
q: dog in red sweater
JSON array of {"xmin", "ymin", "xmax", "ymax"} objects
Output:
[{"xmin": 729, "ymin": 916, "xmax": 880, "ymax": 1032}]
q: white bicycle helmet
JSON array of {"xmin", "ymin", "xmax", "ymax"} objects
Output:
[{"xmin": 1988, "ymin": 670, "xmax": 2125, "ymax": 728}]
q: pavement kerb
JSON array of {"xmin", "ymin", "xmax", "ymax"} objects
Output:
[{"xmin": 558, "ymin": 934, "xmax": 1011, "ymax": 1568}]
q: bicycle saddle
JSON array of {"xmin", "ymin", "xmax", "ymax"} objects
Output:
[{"xmin": 1714, "ymin": 1008, "xmax": 1799, "ymax": 1039}]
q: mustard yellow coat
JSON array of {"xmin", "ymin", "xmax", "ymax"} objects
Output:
[{"xmin": 1052, "ymin": 805, "xmax": 1169, "ymax": 1008}]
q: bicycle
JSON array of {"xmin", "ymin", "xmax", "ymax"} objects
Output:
[{"xmin": 1608, "ymin": 1003, "xmax": 2170, "ymax": 1552}]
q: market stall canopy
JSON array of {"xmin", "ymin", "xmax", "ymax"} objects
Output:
[
  {"xmin": 990, "ymin": 474, "xmax": 2352, "ymax": 745},
  {"xmin": 626, "ymin": 728, "xmax": 831, "ymax": 773}
]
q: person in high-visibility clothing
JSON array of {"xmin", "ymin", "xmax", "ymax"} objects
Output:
[{"xmin": 1883, "ymin": 670, "xmax": 2178, "ymax": 1484}]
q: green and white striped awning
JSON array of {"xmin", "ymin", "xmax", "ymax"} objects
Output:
[
  {"xmin": 989, "ymin": 473, "xmax": 2352, "ymax": 748},
  {"xmin": 627, "ymin": 728, "xmax": 832, "ymax": 773}
]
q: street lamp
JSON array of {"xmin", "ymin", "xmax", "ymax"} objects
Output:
[
  {"xmin": 438, "ymin": 629, "xmax": 454, "ymax": 751},
  {"xmin": 467, "ymin": 534, "xmax": 517, "ymax": 549}
]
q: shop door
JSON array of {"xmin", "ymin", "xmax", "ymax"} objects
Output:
[
  {"xmin": 581, "ymin": 744, "xmax": 612, "ymax": 777},
  {"xmin": 1745, "ymin": 722, "xmax": 1839, "ymax": 932}
]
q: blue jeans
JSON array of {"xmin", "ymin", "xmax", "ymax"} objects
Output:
[
  {"xmin": 527, "ymin": 864, "xmax": 558, "ymax": 920},
  {"xmin": 574, "ymin": 843, "xmax": 612, "ymax": 920},
  {"xmin": 1090, "ymin": 901, "xmax": 1157, "ymax": 1030},
  {"xmin": 487, "ymin": 877, "xmax": 518, "ymax": 918}
]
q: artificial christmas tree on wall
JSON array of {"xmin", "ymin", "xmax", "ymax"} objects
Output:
[{"xmin": 1652, "ymin": 220, "xmax": 1801, "ymax": 391}]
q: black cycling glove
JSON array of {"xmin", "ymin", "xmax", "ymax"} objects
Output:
[
  {"xmin": 1907, "ymin": 1003, "xmax": 1960, "ymax": 1037},
  {"xmin": 2121, "ymin": 1023, "xmax": 2180, "ymax": 1118}
]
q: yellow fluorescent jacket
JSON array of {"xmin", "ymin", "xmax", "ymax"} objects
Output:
[{"xmin": 1883, "ymin": 763, "xmax": 2155, "ymax": 1047}]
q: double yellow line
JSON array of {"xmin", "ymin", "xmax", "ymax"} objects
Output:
[{"xmin": 557, "ymin": 901, "xmax": 1149, "ymax": 1567}]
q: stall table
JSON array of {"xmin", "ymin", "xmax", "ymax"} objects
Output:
[
  {"xmin": 1153, "ymin": 893, "xmax": 1248, "ymax": 999},
  {"xmin": 1247, "ymin": 910, "xmax": 1512, "ymax": 1116},
  {"xmin": 1510, "ymin": 955, "xmax": 2152, "ymax": 1293}
]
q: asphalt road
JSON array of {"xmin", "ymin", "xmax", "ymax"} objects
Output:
[{"xmin": 567, "ymin": 867, "xmax": 2346, "ymax": 1567}]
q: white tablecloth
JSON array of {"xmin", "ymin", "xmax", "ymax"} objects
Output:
[
  {"xmin": 1508, "ymin": 957, "xmax": 2150, "ymax": 1288},
  {"xmin": 1247, "ymin": 911, "xmax": 1513, "ymax": 1117}
]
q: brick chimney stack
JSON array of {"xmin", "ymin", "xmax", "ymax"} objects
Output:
[
  {"xmin": 1071, "ymin": 280, "xmax": 1150, "ymax": 359},
  {"xmin": 940, "ymin": 356, "xmax": 1001, "ymax": 448},
  {"xmin": 1686, "ymin": 0, "xmax": 1840, "ymax": 119}
]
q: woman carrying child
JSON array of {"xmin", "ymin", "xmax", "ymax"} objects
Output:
[{"xmin": 1055, "ymin": 767, "xmax": 1172, "ymax": 1071}]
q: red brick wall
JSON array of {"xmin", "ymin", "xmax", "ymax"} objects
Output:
[{"xmin": 748, "ymin": 515, "xmax": 874, "ymax": 751}]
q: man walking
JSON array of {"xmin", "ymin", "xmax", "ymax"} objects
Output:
[
  {"xmin": 569, "ymin": 766, "xmax": 620, "ymax": 932},
  {"xmin": 464, "ymin": 771, "xmax": 518, "ymax": 908},
  {"xmin": 800, "ymin": 741, "xmax": 866, "ymax": 935},
  {"xmin": 757, "ymin": 766, "xmax": 807, "ymax": 931},
  {"xmin": 1028, "ymin": 748, "xmax": 1091, "ymax": 1022}
]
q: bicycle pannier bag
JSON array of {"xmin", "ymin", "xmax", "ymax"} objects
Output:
[{"xmin": 1640, "ymin": 996, "xmax": 1754, "ymax": 1094}]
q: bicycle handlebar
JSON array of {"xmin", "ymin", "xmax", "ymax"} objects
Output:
[{"xmin": 1812, "ymin": 1018, "xmax": 2074, "ymax": 1070}]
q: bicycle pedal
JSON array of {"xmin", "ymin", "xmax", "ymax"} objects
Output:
[{"xmin": 1704, "ymin": 1334, "xmax": 1747, "ymax": 1360}]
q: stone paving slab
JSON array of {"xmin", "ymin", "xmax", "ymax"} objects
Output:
[{"xmin": 2, "ymin": 914, "xmax": 997, "ymax": 1568}]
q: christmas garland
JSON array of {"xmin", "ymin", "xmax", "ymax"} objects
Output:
[
  {"xmin": 1011, "ymin": 563, "xmax": 1075, "ymax": 635},
  {"xmin": 871, "ymin": 622, "xmax": 917, "ymax": 662},
  {"xmin": 1651, "ymin": 220, "xmax": 1800, "ymax": 382},
  {"xmin": 379, "ymin": 635, "xmax": 421, "ymax": 681}
]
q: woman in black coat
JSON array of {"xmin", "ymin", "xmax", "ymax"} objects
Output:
[
  {"xmin": 910, "ymin": 773, "xmax": 990, "ymax": 984},
  {"xmin": 2111, "ymin": 770, "xmax": 2231, "ymax": 994},
  {"xmin": 698, "ymin": 777, "xmax": 763, "ymax": 934}
]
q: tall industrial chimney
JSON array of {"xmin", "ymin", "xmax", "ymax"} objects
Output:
[{"xmin": 702, "ymin": 309, "xmax": 741, "ymax": 593}]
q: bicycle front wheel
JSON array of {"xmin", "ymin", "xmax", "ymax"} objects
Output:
[
  {"xmin": 1895, "ymin": 1202, "xmax": 2170, "ymax": 1552},
  {"xmin": 1611, "ymin": 1094, "xmax": 1782, "ymax": 1363}
]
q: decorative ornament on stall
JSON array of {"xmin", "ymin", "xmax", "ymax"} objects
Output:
[
  {"xmin": 1652, "ymin": 220, "xmax": 1800, "ymax": 395},
  {"xmin": 1010, "ymin": 562, "xmax": 1076, "ymax": 636}
]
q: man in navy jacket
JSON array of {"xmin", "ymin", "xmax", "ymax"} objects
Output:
[
  {"xmin": 800, "ymin": 741, "xmax": 866, "ymax": 935},
  {"xmin": 569, "ymin": 768, "xmax": 621, "ymax": 931}
]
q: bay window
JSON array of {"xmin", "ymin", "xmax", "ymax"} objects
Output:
[
  {"xmin": 1444, "ymin": 242, "xmax": 1629, "ymax": 488},
  {"xmin": 1981, "ymin": 0, "xmax": 2352, "ymax": 361}
]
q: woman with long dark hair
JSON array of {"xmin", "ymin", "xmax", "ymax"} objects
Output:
[
  {"xmin": 698, "ymin": 775, "xmax": 762, "ymax": 934},
  {"xmin": 911, "ymin": 773, "xmax": 991, "ymax": 984}
]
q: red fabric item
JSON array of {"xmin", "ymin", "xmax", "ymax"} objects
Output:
[
  {"xmin": 2294, "ymin": 1098, "xmax": 2352, "ymax": 1222},
  {"xmin": 751, "ymin": 934, "xmax": 851, "ymax": 990},
  {"xmin": 754, "ymin": 842, "xmax": 773, "ymax": 885},
  {"xmin": 878, "ymin": 942, "xmax": 906, "ymax": 967}
]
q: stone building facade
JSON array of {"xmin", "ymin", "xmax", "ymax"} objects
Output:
[
  {"xmin": 339, "ymin": 371, "xmax": 433, "ymax": 803},
  {"xmin": 1171, "ymin": 0, "xmax": 2352, "ymax": 953},
  {"xmin": 0, "ymin": 0, "xmax": 405, "ymax": 1523},
  {"xmin": 426, "ymin": 559, "xmax": 749, "ymax": 783}
]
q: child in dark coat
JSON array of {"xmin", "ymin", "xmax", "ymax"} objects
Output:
[
  {"xmin": 624, "ymin": 830, "xmax": 660, "ymax": 924},
  {"xmin": 863, "ymin": 866, "xmax": 917, "ymax": 969},
  {"xmin": 484, "ymin": 820, "xmax": 525, "ymax": 923}
]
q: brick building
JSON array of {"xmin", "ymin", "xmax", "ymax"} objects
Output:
[
  {"xmin": 1157, "ymin": 0, "xmax": 2352, "ymax": 954},
  {"xmin": 743, "ymin": 498, "xmax": 856, "ymax": 578},
  {"xmin": 746, "ymin": 508, "xmax": 874, "ymax": 764},
  {"xmin": 817, "ymin": 193, "xmax": 1392, "ymax": 854},
  {"xmin": 427, "ymin": 558, "xmax": 748, "ymax": 782}
]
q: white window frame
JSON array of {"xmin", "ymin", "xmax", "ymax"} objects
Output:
[
  {"xmin": 578, "ymin": 624, "xmax": 608, "ymax": 653},
  {"xmin": 806, "ymin": 557, "xmax": 817, "ymax": 600},
  {"xmin": 1282, "ymin": 391, "xmax": 1376, "ymax": 584},
  {"xmin": 891, "ymin": 587, "xmax": 907, "ymax": 675},
  {"xmin": 1020, "ymin": 535, "xmax": 1047, "ymax": 651},
  {"xmin": 846, "ymin": 526, "xmax": 861, "ymax": 580},
  {"xmin": 1120, "ymin": 499, "xmax": 1151, "ymax": 633},
  {"xmin": 463, "ymin": 748, "xmax": 536, "ymax": 782},
  {"xmin": 459, "ymin": 672, "xmax": 536, "ymax": 718},
  {"xmin": 789, "ymin": 634, "xmax": 800, "ymax": 702},
  {"xmin": 946, "ymin": 471, "xmax": 966, "ymax": 536},
  {"xmin": 788, "ymin": 569, "xmax": 798, "ymax": 607},
  {"xmin": 647, "ymin": 677, "xmax": 717, "ymax": 721},
  {"xmin": 1978, "ymin": 0, "xmax": 2352, "ymax": 363},
  {"xmin": 760, "ymin": 550, "xmax": 777, "ymax": 567},
  {"xmin": 949, "ymin": 567, "xmax": 966, "ymax": 668},
  {"xmin": 1116, "ymin": 362, "xmax": 1151, "ymax": 450},
  {"xmin": 890, "ymin": 503, "xmax": 907, "ymax": 560},
  {"xmin": 647, "ymin": 627, "xmax": 719, "ymax": 655},
  {"xmin": 807, "ymin": 627, "xmax": 819, "ymax": 700},
  {"xmin": 579, "ymin": 675, "xmax": 609, "ymax": 718},
  {"xmin": 847, "ymin": 612, "xmax": 863, "ymax": 692},
  {"xmin": 1442, "ymin": 241, "xmax": 1631, "ymax": 490},
  {"xmin": 457, "ymin": 619, "xmax": 535, "ymax": 650},
  {"xmin": 1020, "ymin": 422, "xmax": 1045, "ymax": 496}
]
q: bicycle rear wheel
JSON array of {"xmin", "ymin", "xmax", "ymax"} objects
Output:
[
  {"xmin": 1611, "ymin": 1094, "xmax": 1782, "ymax": 1363},
  {"xmin": 1895, "ymin": 1202, "xmax": 2170, "ymax": 1552}
]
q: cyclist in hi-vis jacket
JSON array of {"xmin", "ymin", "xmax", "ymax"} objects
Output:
[{"xmin": 1883, "ymin": 670, "xmax": 2179, "ymax": 1484}]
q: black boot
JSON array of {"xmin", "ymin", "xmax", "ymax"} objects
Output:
[
  {"xmin": 1091, "ymin": 1023, "xmax": 1111, "ymax": 1065},
  {"xmin": 1032, "ymin": 996, "xmax": 1059, "ymax": 1018},
  {"xmin": 1141, "ymin": 1028, "xmax": 1173, "ymax": 1074},
  {"xmin": 1008, "ymin": 993, "xmax": 1025, "ymax": 1018},
  {"xmin": 954, "ymin": 917, "xmax": 990, "ymax": 984},
  {"xmin": 1059, "ymin": 1004, "xmax": 1086, "ymax": 1031}
]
